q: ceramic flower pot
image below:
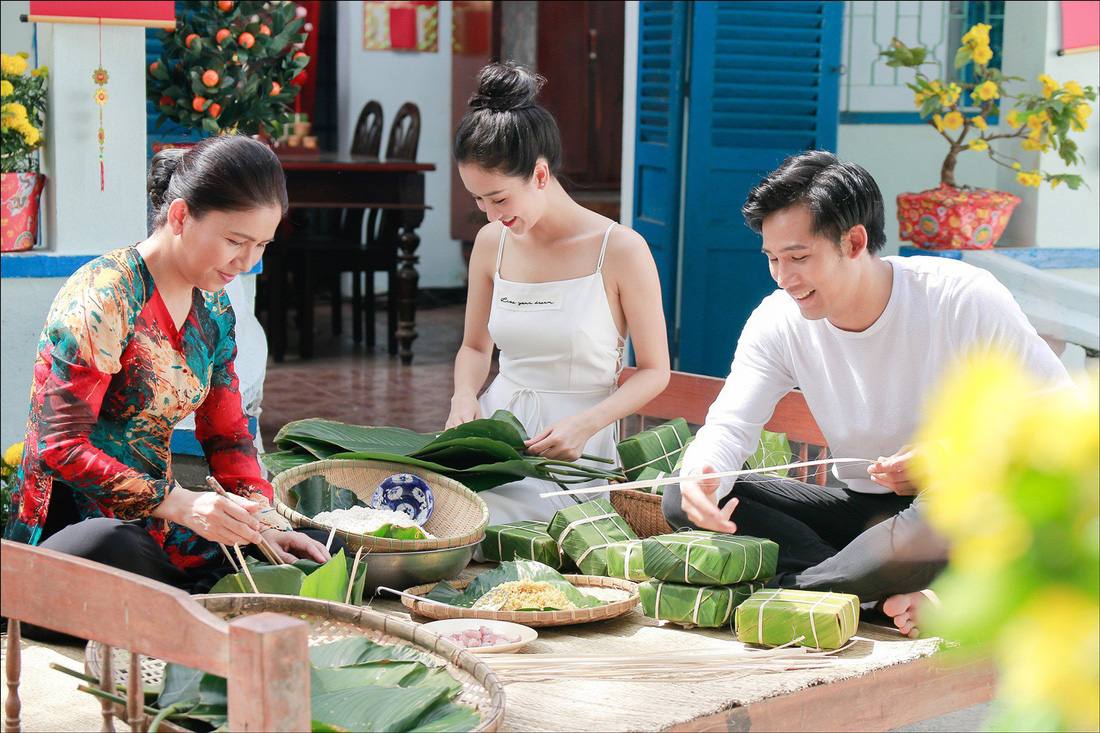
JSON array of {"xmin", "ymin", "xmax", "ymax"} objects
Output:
[
  {"xmin": 1, "ymin": 172, "xmax": 47, "ymax": 252},
  {"xmin": 897, "ymin": 184, "xmax": 1021, "ymax": 250}
]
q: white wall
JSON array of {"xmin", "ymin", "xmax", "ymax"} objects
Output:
[
  {"xmin": 1, "ymin": 279, "xmax": 63, "ymax": 449},
  {"xmin": 335, "ymin": 0, "xmax": 465, "ymax": 289}
]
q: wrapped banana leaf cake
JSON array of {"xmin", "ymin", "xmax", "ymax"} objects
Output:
[
  {"xmin": 604, "ymin": 540, "xmax": 648, "ymax": 581},
  {"xmin": 640, "ymin": 580, "xmax": 763, "ymax": 628},
  {"xmin": 642, "ymin": 531, "xmax": 778, "ymax": 585},
  {"xmin": 547, "ymin": 498, "xmax": 637, "ymax": 576},
  {"xmin": 616, "ymin": 418, "xmax": 693, "ymax": 481},
  {"xmin": 481, "ymin": 521, "xmax": 568, "ymax": 570},
  {"xmin": 735, "ymin": 588, "xmax": 860, "ymax": 650}
]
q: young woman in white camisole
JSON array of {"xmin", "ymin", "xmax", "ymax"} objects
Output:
[{"xmin": 447, "ymin": 62, "xmax": 670, "ymax": 524}]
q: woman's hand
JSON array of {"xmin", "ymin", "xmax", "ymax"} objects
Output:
[
  {"xmin": 445, "ymin": 394, "xmax": 481, "ymax": 429},
  {"xmin": 154, "ymin": 486, "xmax": 263, "ymax": 546},
  {"xmin": 679, "ymin": 465, "xmax": 738, "ymax": 533},
  {"xmin": 263, "ymin": 529, "xmax": 331, "ymax": 563},
  {"xmin": 868, "ymin": 444, "xmax": 925, "ymax": 495},
  {"xmin": 525, "ymin": 414, "xmax": 598, "ymax": 462}
]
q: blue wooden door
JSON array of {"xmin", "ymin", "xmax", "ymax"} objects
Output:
[
  {"xmin": 677, "ymin": 1, "xmax": 842, "ymax": 376},
  {"xmin": 631, "ymin": 1, "xmax": 689, "ymax": 354}
]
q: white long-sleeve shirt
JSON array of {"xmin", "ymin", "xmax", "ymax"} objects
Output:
[{"xmin": 681, "ymin": 255, "xmax": 1073, "ymax": 495}]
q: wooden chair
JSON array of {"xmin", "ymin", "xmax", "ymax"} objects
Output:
[
  {"xmin": 1, "ymin": 540, "xmax": 310, "ymax": 732},
  {"xmin": 613, "ymin": 367, "xmax": 830, "ymax": 537},
  {"xmin": 351, "ymin": 100, "xmax": 384, "ymax": 158}
]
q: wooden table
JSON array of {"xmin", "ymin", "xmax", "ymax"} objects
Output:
[{"xmin": 272, "ymin": 152, "xmax": 436, "ymax": 364}]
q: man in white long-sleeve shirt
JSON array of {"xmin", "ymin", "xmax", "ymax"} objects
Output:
[{"xmin": 663, "ymin": 151, "xmax": 1072, "ymax": 637}]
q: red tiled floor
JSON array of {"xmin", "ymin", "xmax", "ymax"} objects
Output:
[{"xmin": 259, "ymin": 299, "xmax": 479, "ymax": 441}]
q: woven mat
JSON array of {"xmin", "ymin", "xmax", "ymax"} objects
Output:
[
  {"xmin": 1, "ymin": 634, "xmax": 131, "ymax": 733},
  {"xmin": 366, "ymin": 563, "xmax": 944, "ymax": 732}
]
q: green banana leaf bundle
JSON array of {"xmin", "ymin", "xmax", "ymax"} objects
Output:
[
  {"xmin": 123, "ymin": 637, "xmax": 480, "ymax": 732},
  {"xmin": 735, "ymin": 589, "xmax": 860, "ymax": 650},
  {"xmin": 262, "ymin": 410, "xmax": 625, "ymax": 492},
  {"xmin": 604, "ymin": 540, "xmax": 648, "ymax": 582},
  {"xmin": 624, "ymin": 429, "xmax": 792, "ymax": 496},
  {"xmin": 425, "ymin": 560, "xmax": 604, "ymax": 610},
  {"xmin": 209, "ymin": 549, "xmax": 369, "ymax": 605},
  {"xmin": 642, "ymin": 531, "xmax": 778, "ymax": 585},
  {"xmin": 639, "ymin": 580, "xmax": 763, "ymax": 628},
  {"xmin": 617, "ymin": 419, "xmax": 693, "ymax": 481},
  {"xmin": 481, "ymin": 521, "xmax": 570, "ymax": 570},
  {"xmin": 547, "ymin": 498, "xmax": 638, "ymax": 576}
]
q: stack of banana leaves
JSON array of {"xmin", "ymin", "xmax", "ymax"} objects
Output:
[
  {"xmin": 262, "ymin": 410, "xmax": 625, "ymax": 492},
  {"xmin": 58, "ymin": 637, "xmax": 481, "ymax": 731}
]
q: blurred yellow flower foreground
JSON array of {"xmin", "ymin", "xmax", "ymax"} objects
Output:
[{"xmin": 913, "ymin": 356, "xmax": 1099, "ymax": 731}]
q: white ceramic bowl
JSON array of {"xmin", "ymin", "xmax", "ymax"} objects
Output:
[{"xmin": 422, "ymin": 618, "xmax": 537, "ymax": 654}]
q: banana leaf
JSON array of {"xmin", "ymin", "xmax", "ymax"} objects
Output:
[
  {"xmin": 639, "ymin": 580, "xmax": 763, "ymax": 628},
  {"xmin": 299, "ymin": 549, "xmax": 369, "ymax": 606},
  {"xmin": 309, "ymin": 638, "xmax": 438, "ymax": 668},
  {"xmin": 641, "ymin": 531, "xmax": 779, "ymax": 585},
  {"xmin": 547, "ymin": 499, "xmax": 638, "ymax": 576},
  {"xmin": 605, "ymin": 540, "xmax": 648, "ymax": 582},
  {"xmin": 209, "ymin": 562, "xmax": 306, "ymax": 595},
  {"xmin": 745, "ymin": 430, "xmax": 793, "ymax": 476},
  {"xmin": 210, "ymin": 551, "xmax": 367, "ymax": 604},
  {"xmin": 425, "ymin": 559, "xmax": 604, "ymax": 609},
  {"xmin": 261, "ymin": 449, "xmax": 315, "ymax": 474},
  {"xmin": 289, "ymin": 476, "xmax": 366, "ymax": 517},
  {"xmin": 481, "ymin": 521, "xmax": 570, "ymax": 570},
  {"xmin": 734, "ymin": 588, "xmax": 860, "ymax": 650},
  {"xmin": 311, "ymin": 663, "xmax": 461, "ymax": 696},
  {"xmin": 274, "ymin": 418, "xmax": 433, "ymax": 455},
  {"xmin": 310, "ymin": 685, "xmax": 465, "ymax": 733}
]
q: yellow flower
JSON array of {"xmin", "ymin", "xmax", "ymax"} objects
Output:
[
  {"xmin": 1071, "ymin": 103, "xmax": 1092, "ymax": 132},
  {"xmin": 1026, "ymin": 111, "xmax": 1049, "ymax": 130},
  {"xmin": 20, "ymin": 123, "xmax": 40, "ymax": 146},
  {"xmin": 971, "ymin": 116, "xmax": 988, "ymax": 131},
  {"xmin": 1039, "ymin": 73, "xmax": 1059, "ymax": 98},
  {"xmin": 0, "ymin": 80, "xmax": 12, "ymax": 96},
  {"xmin": 968, "ymin": 138, "xmax": 989, "ymax": 151},
  {"xmin": 2, "ymin": 442, "xmax": 24, "ymax": 468},
  {"xmin": 1063, "ymin": 80, "xmax": 1085, "ymax": 97},
  {"xmin": 972, "ymin": 44, "xmax": 993, "ymax": 66},
  {"xmin": 1012, "ymin": 162, "xmax": 1021, "ymax": 170},
  {"xmin": 94, "ymin": 88, "xmax": 109, "ymax": 106},
  {"xmin": 1016, "ymin": 170, "xmax": 1043, "ymax": 187},
  {"xmin": 938, "ymin": 82, "xmax": 962, "ymax": 107},
  {"xmin": 943, "ymin": 111, "xmax": 964, "ymax": 130},
  {"xmin": 932, "ymin": 113, "xmax": 945, "ymax": 132},
  {"xmin": 1050, "ymin": 179, "xmax": 1061, "ymax": 190},
  {"xmin": 1006, "ymin": 109, "xmax": 1023, "ymax": 127},
  {"xmin": 961, "ymin": 23, "xmax": 992, "ymax": 47},
  {"xmin": 971, "ymin": 80, "xmax": 999, "ymax": 102},
  {"xmin": 1021, "ymin": 138, "xmax": 1043, "ymax": 151},
  {"xmin": 1, "ymin": 53, "xmax": 28, "ymax": 76},
  {"xmin": 998, "ymin": 590, "xmax": 1100, "ymax": 732}
]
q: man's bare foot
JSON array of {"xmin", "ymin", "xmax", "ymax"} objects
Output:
[{"xmin": 881, "ymin": 589, "xmax": 941, "ymax": 638}]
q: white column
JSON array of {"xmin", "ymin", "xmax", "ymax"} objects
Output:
[{"xmin": 38, "ymin": 22, "xmax": 148, "ymax": 254}]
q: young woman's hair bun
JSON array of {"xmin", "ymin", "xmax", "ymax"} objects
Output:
[
  {"xmin": 454, "ymin": 61, "xmax": 563, "ymax": 178},
  {"xmin": 468, "ymin": 62, "xmax": 543, "ymax": 113}
]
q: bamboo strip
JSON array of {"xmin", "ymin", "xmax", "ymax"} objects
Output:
[
  {"xmin": 233, "ymin": 545, "xmax": 260, "ymax": 594},
  {"xmin": 20, "ymin": 14, "xmax": 175, "ymax": 29},
  {"xmin": 206, "ymin": 477, "xmax": 284, "ymax": 565},
  {"xmin": 540, "ymin": 458, "xmax": 875, "ymax": 498}
]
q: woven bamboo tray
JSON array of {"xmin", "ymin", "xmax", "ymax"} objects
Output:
[
  {"xmin": 401, "ymin": 575, "xmax": 640, "ymax": 627},
  {"xmin": 86, "ymin": 594, "xmax": 505, "ymax": 732},
  {"xmin": 273, "ymin": 458, "xmax": 490, "ymax": 552},
  {"xmin": 611, "ymin": 488, "xmax": 673, "ymax": 538}
]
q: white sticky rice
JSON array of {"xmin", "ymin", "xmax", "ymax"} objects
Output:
[{"xmin": 312, "ymin": 506, "xmax": 435, "ymax": 537}]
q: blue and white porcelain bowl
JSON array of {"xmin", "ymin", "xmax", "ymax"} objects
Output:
[{"xmin": 371, "ymin": 473, "xmax": 434, "ymax": 525}]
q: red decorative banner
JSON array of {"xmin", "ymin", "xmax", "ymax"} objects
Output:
[
  {"xmin": 29, "ymin": 1, "xmax": 174, "ymax": 27},
  {"xmin": 1061, "ymin": 1, "xmax": 1099, "ymax": 53}
]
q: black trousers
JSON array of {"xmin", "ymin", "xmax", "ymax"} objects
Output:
[
  {"xmin": 38, "ymin": 482, "xmax": 343, "ymax": 595},
  {"xmin": 661, "ymin": 473, "xmax": 949, "ymax": 602}
]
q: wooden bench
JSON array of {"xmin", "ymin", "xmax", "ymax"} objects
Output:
[
  {"xmin": 613, "ymin": 367, "xmax": 830, "ymax": 537},
  {"xmin": 1, "ymin": 539, "xmax": 311, "ymax": 732}
]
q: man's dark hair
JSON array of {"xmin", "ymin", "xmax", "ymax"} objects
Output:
[{"xmin": 742, "ymin": 150, "xmax": 887, "ymax": 255}]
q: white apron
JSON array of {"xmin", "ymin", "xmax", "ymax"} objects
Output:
[{"xmin": 477, "ymin": 223, "xmax": 625, "ymax": 525}]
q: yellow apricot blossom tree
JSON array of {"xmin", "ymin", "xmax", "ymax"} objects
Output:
[
  {"xmin": 883, "ymin": 23, "xmax": 1096, "ymax": 190},
  {"xmin": 1, "ymin": 52, "xmax": 47, "ymax": 173}
]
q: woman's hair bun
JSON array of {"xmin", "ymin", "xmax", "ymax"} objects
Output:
[
  {"xmin": 468, "ymin": 62, "xmax": 544, "ymax": 113},
  {"xmin": 147, "ymin": 147, "xmax": 186, "ymax": 210}
]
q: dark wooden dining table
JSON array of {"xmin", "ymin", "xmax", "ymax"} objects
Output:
[{"xmin": 271, "ymin": 151, "xmax": 436, "ymax": 364}]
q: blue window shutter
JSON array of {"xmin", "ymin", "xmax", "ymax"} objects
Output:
[
  {"xmin": 678, "ymin": 1, "xmax": 842, "ymax": 377},
  {"xmin": 632, "ymin": 1, "xmax": 689, "ymax": 357}
]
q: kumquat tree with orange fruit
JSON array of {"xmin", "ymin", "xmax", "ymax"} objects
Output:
[
  {"xmin": 882, "ymin": 23, "xmax": 1097, "ymax": 190},
  {"xmin": 148, "ymin": 1, "xmax": 310, "ymax": 136}
]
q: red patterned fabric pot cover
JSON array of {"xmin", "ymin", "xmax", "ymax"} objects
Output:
[
  {"xmin": 2, "ymin": 172, "xmax": 47, "ymax": 252},
  {"xmin": 897, "ymin": 184, "xmax": 1021, "ymax": 250}
]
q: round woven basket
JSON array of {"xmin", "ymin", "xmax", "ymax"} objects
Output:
[
  {"xmin": 86, "ymin": 594, "xmax": 505, "ymax": 732},
  {"xmin": 610, "ymin": 489, "xmax": 672, "ymax": 538},
  {"xmin": 273, "ymin": 458, "xmax": 490, "ymax": 552},
  {"xmin": 401, "ymin": 574, "xmax": 639, "ymax": 627}
]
